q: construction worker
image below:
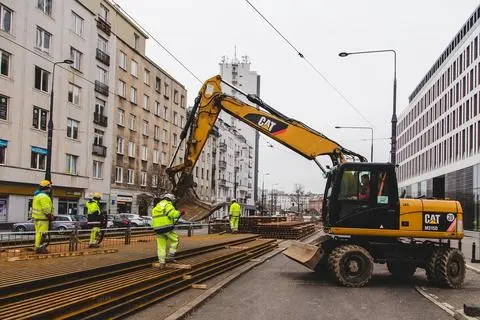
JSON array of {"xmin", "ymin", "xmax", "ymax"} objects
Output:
[
  {"xmin": 229, "ymin": 199, "xmax": 241, "ymax": 233},
  {"xmin": 32, "ymin": 180, "xmax": 54, "ymax": 254},
  {"xmin": 86, "ymin": 193, "xmax": 103, "ymax": 248},
  {"xmin": 151, "ymin": 193, "xmax": 185, "ymax": 269}
]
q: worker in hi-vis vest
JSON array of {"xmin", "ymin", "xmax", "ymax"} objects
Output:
[
  {"xmin": 229, "ymin": 199, "xmax": 241, "ymax": 233},
  {"xmin": 32, "ymin": 180, "xmax": 54, "ymax": 254}
]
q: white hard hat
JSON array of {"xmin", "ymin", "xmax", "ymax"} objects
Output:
[
  {"xmin": 231, "ymin": 198, "xmax": 237, "ymax": 202},
  {"xmin": 162, "ymin": 193, "xmax": 176, "ymax": 202}
]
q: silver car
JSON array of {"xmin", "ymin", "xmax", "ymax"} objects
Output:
[{"xmin": 12, "ymin": 215, "xmax": 77, "ymax": 232}]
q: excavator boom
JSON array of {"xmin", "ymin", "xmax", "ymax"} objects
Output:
[{"xmin": 167, "ymin": 75, "xmax": 365, "ymax": 221}]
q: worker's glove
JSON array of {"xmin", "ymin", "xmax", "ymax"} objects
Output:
[{"xmin": 180, "ymin": 209, "xmax": 186, "ymax": 216}]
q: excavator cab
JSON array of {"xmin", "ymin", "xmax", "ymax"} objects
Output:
[{"xmin": 324, "ymin": 163, "xmax": 400, "ymax": 231}]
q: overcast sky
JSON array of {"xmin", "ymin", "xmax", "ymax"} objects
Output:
[{"xmin": 114, "ymin": 0, "xmax": 479, "ymax": 194}]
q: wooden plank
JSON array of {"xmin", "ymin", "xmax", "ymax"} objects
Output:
[
  {"xmin": 191, "ymin": 284, "xmax": 207, "ymax": 289},
  {"xmin": 167, "ymin": 263, "xmax": 192, "ymax": 270}
]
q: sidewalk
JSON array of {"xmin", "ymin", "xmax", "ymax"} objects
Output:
[{"xmin": 451, "ymin": 231, "xmax": 480, "ymax": 263}]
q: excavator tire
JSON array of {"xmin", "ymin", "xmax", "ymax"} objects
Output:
[
  {"xmin": 328, "ymin": 244, "xmax": 373, "ymax": 287},
  {"xmin": 434, "ymin": 248, "xmax": 465, "ymax": 289},
  {"xmin": 426, "ymin": 247, "xmax": 445, "ymax": 285},
  {"xmin": 387, "ymin": 261, "xmax": 416, "ymax": 279}
]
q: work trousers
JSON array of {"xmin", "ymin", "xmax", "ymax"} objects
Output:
[
  {"xmin": 156, "ymin": 231, "xmax": 179, "ymax": 263},
  {"xmin": 229, "ymin": 215, "xmax": 239, "ymax": 232},
  {"xmin": 89, "ymin": 227, "xmax": 100, "ymax": 244},
  {"xmin": 34, "ymin": 220, "xmax": 49, "ymax": 248}
]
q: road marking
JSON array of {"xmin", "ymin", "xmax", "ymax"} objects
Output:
[
  {"xmin": 414, "ymin": 286, "xmax": 455, "ymax": 317},
  {"xmin": 467, "ymin": 264, "xmax": 480, "ymax": 274}
]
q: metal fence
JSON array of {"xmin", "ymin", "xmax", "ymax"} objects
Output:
[{"xmin": 0, "ymin": 221, "xmax": 231, "ymax": 260}]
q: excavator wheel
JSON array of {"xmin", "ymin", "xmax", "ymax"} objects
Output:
[
  {"xmin": 328, "ymin": 244, "xmax": 373, "ymax": 287},
  {"xmin": 426, "ymin": 247, "xmax": 445, "ymax": 285},
  {"xmin": 386, "ymin": 261, "xmax": 417, "ymax": 279},
  {"xmin": 434, "ymin": 248, "xmax": 465, "ymax": 289}
]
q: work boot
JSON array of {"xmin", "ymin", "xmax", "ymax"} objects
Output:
[
  {"xmin": 166, "ymin": 253, "xmax": 177, "ymax": 263},
  {"xmin": 88, "ymin": 243, "xmax": 99, "ymax": 249},
  {"xmin": 35, "ymin": 247, "xmax": 48, "ymax": 254},
  {"xmin": 152, "ymin": 262, "xmax": 166, "ymax": 270}
]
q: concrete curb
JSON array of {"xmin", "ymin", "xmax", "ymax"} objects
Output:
[
  {"xmin": 164, "ymin": 246, "xmax": 287, "ymax": 320},
  {"xmin": 454, "ymin": 310, "xmax": 480, "ymax": 320},
  {"xmin": 414, "ymin": 286, "xmax": 455, "ymax": 317},
  {"xmin": 466, "ymin": 264, "xmax": 480, "ymax": 274}
]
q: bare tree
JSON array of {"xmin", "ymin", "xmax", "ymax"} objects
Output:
[
  {"xmin": 289, "ymin": 183, "xmax": 305, "ymax": 215},
  {"xmin": 136, "ymin": 166, "xmax": 172, "ymax": 215}
]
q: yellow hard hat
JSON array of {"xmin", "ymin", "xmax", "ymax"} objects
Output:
[
  {"xmin": 93, "ymin": 192, "xmax": 102, "ymax": 199},
  {"xmin": 39, "ymin": 180, "xmax": 52, "ymax": 188}
]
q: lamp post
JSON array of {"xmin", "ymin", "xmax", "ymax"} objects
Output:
[
  {"xmin": 45, "ymin": 59, "xmax": 74, "ymax": 182},
  {"xmin": 270, "ymin": 183, "xmax": 278, "ymax": 215},
  {"xmin": 335, "ymin": 125, "xmax": 374, "ymax": 162},
  {"xmin": 261, "ymin": 173, "xmax": 269, "ymax": 215},
  {"xmin": 338, "ymin": 49, "xmax": 397, "ymax": 165}
]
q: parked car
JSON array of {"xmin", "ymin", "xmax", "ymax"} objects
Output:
[
  {"xmin": 109, "ymin": 214, "xmax": 130, "ymax": 228},
  {"xmin": 71, "ymin": 215, "xmax": 89, "ymax": 229},
  {"xmin": 119, "ymin": 214, "xmax": 148, "ymax": 227},
  {"xmin": 176, "ymin": 218, "xmax": 202, "ymax": 230},
  {"xmin": 142, "ymin": 216, "xmax": 152, "ymax": 227},
  {"xmin": 12, "ymin": 215, "xmax": 77, "ymax": 232}
]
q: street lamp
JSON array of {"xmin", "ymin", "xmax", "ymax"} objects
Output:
[
  {"xmin": 45, "ymin": 59, "xmax": 74, "ymax": 182},
  {"xmin": 338, "ymin": 49, "xmax": 397, "ymax": 165},
  {"xmin": 261, "ymin": 173, "xmax": 269, "ymax": 215},
  {"xmin": 335, "ymin": 126, "xmax": 374, "ymax": 162}
]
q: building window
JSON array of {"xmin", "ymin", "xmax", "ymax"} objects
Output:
[
  {"xmin": 180, "ymin": 116, "xmax": 184, "ymax": 128},
  {"xmin": 144, "ymin": 69, "xmax": 150, "ymax": 85},
  {"xmin": 66, "ymin": 118, "xmax": 79, "ymax": 139},
  {"xmin": 155, "ymin": 77, "xmax": 161, "ymax": 91},
  {"xmin": 32, "ymin": 106, "xmax": 47, "ymax": 131},
  {"xmin": 134, "ymin": 33, "xmax": 139, "ymax": 49},
  {"xmin": 128, "ymin": 114, "xmax": 136, "ymax": 131},
  {"xmin": 99, "ymin": 4, "xmax": 108, "ymax": 22},
  {"xmin": 130, "ymin": 87, "xmax": 137, "ymax": 104},
  {"xmin": 181, "ymin": 95, "xmax": 185, "ymax": 107},
  {"xmin": 97, "ymin": 66, "xmax": 107, "ymax": 84},
  {"xmin": 173, "ymin": 133, "xmax": 177, "ymax": 147},
  {"xmin": 115, "ymin": 167, "xmax": 123, "ymax": 183},
  {"xmin": 152, "ymin": 175, "xmax": 157, "ymax": 187},
  {"xmin": 116, "ymin": 136, "xmax": 124, "ymax": 154},
  {"xmin": 163, "ymin": 106, "xmax": 168, "ymax": 120},
  {"xmin": 68, "ymin": 83, "xmax": 80, "ymax": 105},
  {"xmin": 142, "ymin": 120, "xmax": 148, "ymax": 136},
  {"xmin": 164, "ymin": 83, "xmax": 169, "ymax": 97},
  {"xmin": 153, "ymin": 149, "xmax": 159, "ymax": 164},
  {"xmin": 0, "ymin": 141, "xmax": 6, "ymax": 165},
  {"xmin": 143, "ymin": 94, "xmax": 149, "ymax": 110},
  {"xmin": 0, "ymin": 95, "xmax": 7, "ymax": 120},
  {"xmin": 174, "ymin": 90, "xmax": 179, "ymax": 104},
  {"xmin": 71, "ymin": 11, "xmax": 84, "ymax": 36},
  {"xmin": 163, "ymin": 129, "xmax": 168, "ymax": 143},
  {"xmin": 0, "ymin": 49, "xmax": 10, "ymax": 76},
  {"xmin": 173, "ymin": 111, "xmax": 178, "ymax": 126},
  {"xmin": 95, "ymin": 98, "xmax": 105, "ymax": 116},
  {"xmin": 94, "ymin": 129, "xmax": 104, "ymax": 146},
  {"xmin": 36, "ymin": 27, "xmax": 51, "ymax": 53},
  {"xmin": 127, "ymin": 169, "xmax": 135, "ymax": 184},
  {"xmin": 128, "ymin": 141, "xmax": 136, "ymax": 157},
  {"xmin": 34, "ymin": 66, "xmax": 49, "ymax": 92},
  {"xmin": 154, "ymin": 125, "xmax": 160, "ymax": 140},
  {"xmin": 37, "ymin": 0, "xmax": 52, "ymax": 16},
  {"xmin": 131, "ymin": 60, "xmax": 138, "ymax": 77},
  {"xmin": 119, "ymin": 51, "xmax": 126, "ymax": 70},
  {"xmin": 0, "ymin": 4, "xmax": 12, "ymax": 33},
  {"xmin": 92, "ymin": 160, "xmax": 103, "ymax": 178},
  {"xmin": 31, "ymin": 147, "xmax": 47, "ymax": 170},
  {"xmin": 97, "ymin": 35, "xmax": 108, "ymax": 53},
  {"xmin": 154, "ymin": 101, "xmax": 161, "ymax": 116},
  {"xmin": 118, "ymin": 109, "xmax": 125, "ymax": 126},
  {"xmin": 118, "ymin": 80, "xmax": 126, "ymax": 97},
  {"xmin": 141, "ymin": 145, "xmax": 148, "ymax": 161},
  {"xmin": 65, "ymin": 154, "xmax": 78, "ymax": 174},
  {"xmin": 140, "ymin": 171, "xmax": 147, "ymax": 186}
]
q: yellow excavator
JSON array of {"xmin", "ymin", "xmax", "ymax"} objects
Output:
[{"xmin": 166, "ymin": 75, "xmax": 465, "ymax": 288}]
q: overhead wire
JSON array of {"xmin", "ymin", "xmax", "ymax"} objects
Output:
[{"xmin": 242, "ymin": 0, "xmax": 374, "ymax": 128}]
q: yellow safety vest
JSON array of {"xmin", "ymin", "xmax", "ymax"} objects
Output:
[
  {"xmin": 86, "ymin": 200, "xmax": 101, "ymax": 215},
  {"xmin": 229, "ymin": 202, "xmax": 241, "ymax": 217},
  {"xmin": 32, "ymin": 192, "xmax": 53, "ymax": 220},
  {"xmin": 151, "ymin": 200, "xmax": 180, "ymax": 229}
]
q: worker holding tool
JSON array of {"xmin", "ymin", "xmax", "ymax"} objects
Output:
[
  {"xmin": 229, "ymin": 199, "xmax": 241, "ymax": 233},
  {"xmin": 86, "ymin": 192, "xmax": 104, "ymax": 248},
  {"xmin": 32, "ymin": 180, "xmax": 54, "ymax": 254},
  {"xmin": 151, "ymin": 193, "xmax": 185, "ymax": 269}
]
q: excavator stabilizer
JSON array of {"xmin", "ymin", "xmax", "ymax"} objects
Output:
[
  {"xmin": 283, "ymin": 241, "xmax": 325, "ymax": 271},
  {"xmin": 176, "ymin": 188, "xmax": 225, "ymax": 222}
]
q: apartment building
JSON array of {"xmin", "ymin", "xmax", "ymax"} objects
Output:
[
  {"xmin": 397, "ymin": 5, "xmax": 480, "ymax": 230},
  {"xmin": 0, "ymin": 0, "xmax": 114, "ymax": 222}
]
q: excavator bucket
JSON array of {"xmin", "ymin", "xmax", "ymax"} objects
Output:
[
  {"xmin": 176, "ymin": 188, "xmax": 225, "ymax": 222},
  {"xmin": 283, "ymin": 241, "xmax": 325, "ymax": 271}
]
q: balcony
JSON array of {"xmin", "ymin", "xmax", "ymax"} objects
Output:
[
  {"xmin": 219, "ymin": 160, "xmax": 226, "ymax": 170},
  {"xmin": 219, "ymin": 179, "xmax": 227, "ymax": 186},
  {"xmin": 96, "ymin": 18, "xmax": 111, "ymax": 36},
  {"xmin": 94, "ymin": 81, "xmax": 109, "ymax": 96},
  {"xmin": 93, "ymin": 112, "xmax": 108, "ymax": 127},
  {"xmin": 96, "ymin": 48, "xmax": 110, "ymax": 66},
  {"xmin": 92, "ymin": 144, "xmax": 107, "ymax": 157},
  {"xmin": 219, "ymin": 142, "xmax": 227, "ymax": 152}
]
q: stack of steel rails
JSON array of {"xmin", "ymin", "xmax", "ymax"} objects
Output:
[
  {"xmin": 0, "ymin": 235, "xmax": 277, "ymax": 320},
  {"xmin": 238, "ymin": 216, "xmax": 287, "ymax": 233},
  {"xmin": 255, "ymin": 222, "xmax": 316, "ymax": 239}
]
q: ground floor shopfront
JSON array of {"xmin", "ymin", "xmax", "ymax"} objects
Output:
[{"xmin": 400, "ymin": 163, "xmax": 480, "ymax": 231}]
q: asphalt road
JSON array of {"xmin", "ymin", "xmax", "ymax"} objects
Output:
[{"xmin": 185, "ymin": 254, "xmax": 451, "ymax": 320}]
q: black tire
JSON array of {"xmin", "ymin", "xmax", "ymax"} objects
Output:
[
  {"xmin": 15, "ymin": 226, "xmax": 26, "ymax": 232},
  {"xmin": 57, "ymin": 226, "xmax": 67, "ymax": 236},
  {"xmin": 426, "ymin": 247, "xmax": 444, "ymax": 285},
  {"xmin": 434, "ymin": 248, "xmax": 465, "ymax": 288},
  {"xmin": 387, "ymin": 261, "xmax": 416, "ymax": 279},
  {"xmin": 328, "ymin": 244, "xmax": 374, "ymax": 287}
]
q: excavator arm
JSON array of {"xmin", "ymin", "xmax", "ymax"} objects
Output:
[{"xmin": 167, "ymin": 75, "xmax": 366, "ymax": 221}]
